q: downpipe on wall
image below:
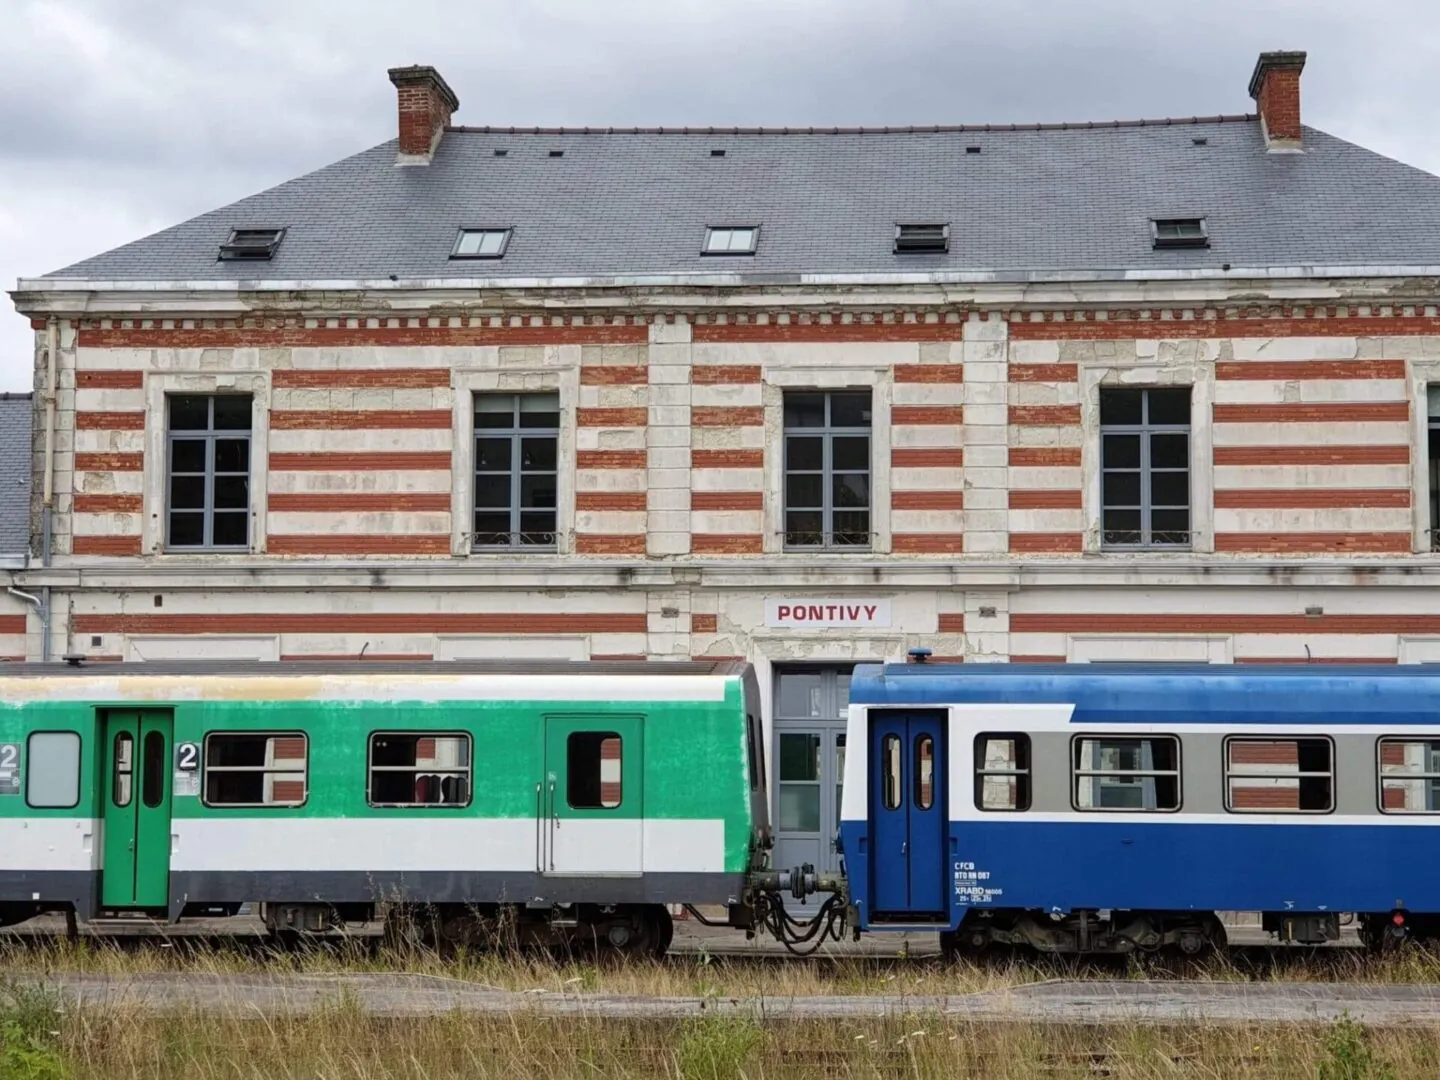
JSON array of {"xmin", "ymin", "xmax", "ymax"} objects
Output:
[{"xmin": 7, "ymin": 586, "xmax": 46, "ymax": 663}]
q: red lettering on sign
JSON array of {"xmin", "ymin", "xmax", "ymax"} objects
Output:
[{"xmin": 776, "ymin": 605, "xmax": 792, "ymax": 620}]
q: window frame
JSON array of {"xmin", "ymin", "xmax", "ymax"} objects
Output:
[
  {"xmin": 1376, "ymin": 735, "xmax": 1440, "ymax": 815},
  {"xmin": 1099, "ymin": 386, "xmax": 1192, "ymax": 551},
  {"xmin": 782, "ymin": 390, "xmax": 873, "ymax": 551},
  {"xmin": 1151, "ymin": 217, "xmax": 1209, "ymax": 249},
  {"xmin": 1070, "ymin": 733, "xmax": 1182, "ymax": 814},
  {"xmin": 451, "ymin": 227, "xmax": 514, "ymax": 259},
  {"xmin": 164, "ymin": 393, "xmax": 253, "ymax": 553},
  {"xmin": 565, "ymin": 730, "xmax": 624, "ymax": 810},
  {"xmin": 702, "ymin": 226, "xmax": 759, "ymax": 256},
  {"xmin": 471, "ymin": 391, "xmax": 560, "ymax": 551},
  {"xmin": 24, "ymin": 731, "xmax": 81, "ymax": 810},
  {"xmin": 218, "ymin": 227, "xmax": 285, "ymax": 261},
  {"xmin": 1223, "ymin": 734, "xmax": 1335, "ymax": 816},
  {"xmin": 973, "ymin": 732, "xmax": 1032, "ymax": 813},
  {"xmin": 365, "ymin": 730, "xmax": 473, "ymax": 809},
  {"xmin": 894, "ymin": 223, "xmax": 950, "ymax": 253},
  {"xmin": 200, "ymin": 730, "xmax": 309, "ymax": 809}
]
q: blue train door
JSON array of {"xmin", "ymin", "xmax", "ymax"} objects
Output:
[{"xmin": 868, "ymin": 710, "xmax": 946, "ymax": 918}]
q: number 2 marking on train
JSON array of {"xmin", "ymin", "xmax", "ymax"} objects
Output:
[
  {"xmin": 0, "ymin": 745, "xmax": 16, "ymax": 770},
  {"xmin": 176, "ymin": 743, "xmax": 199, "ymax": 771}
]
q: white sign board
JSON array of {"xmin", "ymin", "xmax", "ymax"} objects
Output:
[{"xmin": 764, "ymin": 599, "xmax": 892, "ymax": 629}]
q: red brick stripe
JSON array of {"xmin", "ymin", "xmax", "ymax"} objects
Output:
[
  {"xmin": 1010, "ymin": 533, "xmax": 1084, "ymax": 553},
  {"xmin": 281, "ymin": 653, "xmax": 435, "ymax": 661},
  {"xmin": 575, "ymin": 534, "xmax": 647, "ymax": 555},
  {"xmin": 892, "ymin": 447, "xmax": 964, "ymax": 468},
  {"xmin": 76, "ymin": 371, "xmax": 144, "ymax": 389},
  {"xmin": 77, "ymin": 324, "xmax": 648, "ymax": 348},
  {"xmin": 1212, "ymin": 402, "xmax": 1409, "ymax": 423},
  {"xmin": 937, "ymin": 614, "xmax": 966, "ymax": 633},
  {"xmin": 269, "ymin": 451, "xmax": 451, "ymax": 471},
  {"xmin": 1009, "ymin": 447, "xmax": 1082, "ymax": 467},
  {"xmin": 0, "ymin": 616, "xmax": 26, "ymax": 634},
  {"xmin": 576, "ymin": 407, "xmax": 647, "ymax": 427},
  {"xmin": 75, "ymin": 612, "xmax": 649, "ymax": 634},
  {"xmin": 691, "ymin": 365, "xmax": 762, "ymax": 384},
  {"xmin": 272, "ymin": 369, "xmax": 450, "ymax": 388},
  {"xmin": 693, "ymin": 406, "xmax": 764, "ymax": 426},
  {"xmin": 1011, "ymin": 613, "xmax": 1440, "ymax": 634},
  {"xmin": 892, "ymin": 405, "xmax": 963, "ymax": 425},
  {"xmin": 1009, "ymin": 490, "xmax": 1082, "ymax": 510},
  {"xmin": 693, "ymin": 534, "xmax": 763, "ymax": 554},
  {"xmin": 73, "ymin": 536, "xmax": 142, "ymax": 556},
  {"xmin": 267, "ymin": 493, "xmax": 451, "ymax": 512},
  {"xmin": 270, "ymin": 410, "xmax": 452, "ymax": 430},
  {"xmin": 73, "ymin": 494, "xmax": 143, "ymax": 513},
  {"xmin": 1214, "ymin": 532, "xmax": 1411, "ymax": 554},
  {"xmin": 581, "ymin": 366, "xmax": 649, "ymax": 385},
  {"xmin": 76, "ymin": 411, "xmax": 145, "ymax": 430},
  {"xmin": 75, "ymin": 453, "xmax": 143, "ymax": 472},
  {"xmin": 691, "ymin": 614, "xmax": 718, "ymax": 634},
  {"xmin": 1214, "ymin": 489, "xmax": 1410, "ymax": 509},
  {"xmin": 1236, "ymin": 657, "xmax": 1398, "ymax": 665},
  {"xmin": 1213, "ymin": 445, "xmax": 1410, "ymax": 465},
  {"xmin": 691, "ymin": 491, "xmax": 764, "ymax": 511},
  {"xmin": 1009, "ymin": 315, "xmax": 1440, "ymax": 341},
  {"xmin": 1010, "ymin": 405, "xmax": 1081, "ymax": 426},
  {"xmin": 693, "ymin": 449, "xmax": 763, "ymax": 469},
  {"xmin": 691, "ymin": 323, "xmax": 961, "ymax": 343},
  {"xmin": 1009, "ymin": 363, "xmax": 1079, "ymax": 383},
  {"xmin": 892, "ymin": 490, "xmax": 964, "ymax": 510},
  {"xmin": 576, "ymin": 491, "xmax": 648, "ymax": 512},
  {"xmin": 894, "ymin": 365, "xmax": 963, "ymax": 383},
  {"xmin": 892, "ymin": 533, "xmax": 964, "ymax": 553},
  {"xmin": 576, "ymin": 449, "xmax": 648, "ymax": 470},
  {"xmin": 590, "ymin": 654, "xmax": 647, "ymax": 661},
  {"xmin": 1216, "ymin": 359, "xmax": 1407, "ymax": 381},
  {"xmin": 268, "ymin": 535, "xmax": 451, "ymax": 555}
]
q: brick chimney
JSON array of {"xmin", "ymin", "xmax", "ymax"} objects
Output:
[
  {"xmin": 387, "ymin": 65, "xmax": 459, "ymax": 165},
  {"xmin": 1248, "ymin": 50, "xmax": 1306, "ymax": 152}
]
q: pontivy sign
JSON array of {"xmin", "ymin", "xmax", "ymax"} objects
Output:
[{"xmin": 764, "ymin": 599, "xmax": 892, "ymax": 629}]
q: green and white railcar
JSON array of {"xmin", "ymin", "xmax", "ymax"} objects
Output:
[{"xmin": 0, "ymin": 659, "xmax": 771, "ymax": 954}]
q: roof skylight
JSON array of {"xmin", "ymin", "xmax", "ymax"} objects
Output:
[
  {"xmin": 217, "ymin": 228, "xmax": 285, "ymax": 261},
  {"xmin": 452, "ymin": 228, "xmax": 513, "ymax": 259},
  {"xmin": 894, "ymin": 223, "xmax": 949, "ymax": 253},
  {"xmin": 703, "ymin": 226, "xmax": 759, "ymax": 255},
  {"xmin": 1152, "ymin": 217, "xmax": 1209, "ymax": 249}
]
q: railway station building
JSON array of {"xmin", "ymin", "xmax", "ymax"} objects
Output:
[{"xmin": 9, "ymin": 48, "xmax": 1440, "ymax": 878}]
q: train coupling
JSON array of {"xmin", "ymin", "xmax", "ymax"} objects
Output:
[{"xmin": 749, "ymin": 864, "xmax": 844, "ymax": 900}]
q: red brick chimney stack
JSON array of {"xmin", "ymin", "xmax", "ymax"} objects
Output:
[
  {"xmin": 387, "ymin": 65, "xmax": 460, "ymax": 165},
  {"xmin": 1248, "ymin": 50, "xmax": 1306, "ymax": 152}
]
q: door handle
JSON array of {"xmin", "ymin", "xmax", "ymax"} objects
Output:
[
  {"xmin": 547, "ymin": 781, "xmax": 557, "ymax": 871},
  {"xmin": 901, "ymin": 841, "xmax": 907, "ymax": 856},
  {"xmin": 534, "ymin": 782, "xmax": 543, "ymax": 873}
]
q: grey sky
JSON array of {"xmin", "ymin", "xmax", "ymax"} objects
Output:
[{"xmin": 2, "ymin": 0, "xmax": 1437, "ymax": 390}]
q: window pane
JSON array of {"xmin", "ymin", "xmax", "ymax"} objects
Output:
[
  {"xmin": 211, "ymin": 513, "xmax": 248, "ymax": 547},
  {"xmin": 779, "ymin": 784, "xmax": 820, "ymax": 831},
  {"xmin": 520, "ymin": 474, "xmax": 557, "ymax": 509},
  {"xmin": 974, "ymin": 734, "xmax": 1030, "ymax": 812},
  {"xmin": 1102, "ymin": 508, "xmax": 1141, "ymax": 544},
  {"xmin": 829, "ymin": 393, "xmax": 872, "ymax": 428},
  {"xmin": 1102, "ymin": 471, "xmax": 1141, "ymax": 508},
  {"xmin": 477, "ymin": 230, "xmax": 506, "ymax": 255},
  {"xmin": 1150, "ymin": 432, "xmax": 1189, "ymax": 469},
  {"xmin": 475, "ymin": 438, "xmax": 512, "ymax": 471},
  {"xmin": 833, "ymin": 472, "xmax": 869, "ymax": 508},
  {"xmin": 783, "ymin": 394, "xmax": 826, "ymax": 428},
  {"xmin": 168, "ymin": 396, "xmax": 210, "ymax": 432},
  {"xmin": 1146, "ymin": 388, "xmax": 1191, "ymax": 426},
  {"xmin": 455, "ymin": 231, "xmax": 483, "ymax": 255},
  {"xmin": 213, "ymin": 439, "xmax": 250, "ymax": 473},
  {"xmin": 212, "ymin": 395, "xmax": 252, "ymax": 431},
  {"xmin": 1100, "ymin": 389, "xmax": 1143, "ymax": 426},
  {"xmin": 1227, "ymin": 738, "xmax": 1331, "ymax": 813},
  {"xmin": 882, "ymin": 735, "xmax": 902, "ymax": 810},
  {"xmin": 518, "ymin": 512, "xmax": 557, "ymax": 543},
  {"xmin": 567, "ymin": 731, "xmax": 621, "ymax": 809},
  {"xmin": 519, "ymin": 394, "xmax": 559, "ymax": 429},
  {"xmin": 170, "ymin": 439, "xmax": 206, "ymax": 474},
  {"xmin": 472, "ymin": 512, "xmax": 512, "ymax": 544},
  {"xmin": 777, "ymin": 675, "xmax": 823, "ymax": 719},
  {"xmin": 26, "ymin": 732, "xmax": 80, "ymax": 808},
  {"xmin": 203, "ymin": 734, "xmax": 307, "ymax": 808},
  {"xmin": 112, "ymin": 732, "xmax": 133, "ymax": 808},
  {"xmin": 519, "ymin": 436, "xmax": 557, "ymax": 471},
  {"xmin": 1074, "ymin": 736, "xmax": 1179, "ymax": 812},
  {"xmin": 213, "ymin": 475, "xmax": 249, "ymax": 510},
  {"xmin": 474, "ymin": 474, "xmax": 512, "ymax": 509},
  {"xmin": 1150, "ymin": 470, "xmax": 1189, "ymax": 508},
  {"xmin": 142, "ymin": 730, "xmax": 165, "ymax": 809},
  {"xmin": 369, "ymin": 733, "xmax": 472, "ymax": 807},
  {"xmin": 786, "ymin": 473, "xmax": 823, "ymax": 509},
  {"xmin": 168, "ymin": 513, "xmax": 204, "ymax": 547},
  {"xmin": 1150, "ymin": 508, "xmax": 1190, "ymax": 543},
  {"xmin": 785, "ymin": 436, "xmax": 823, "ymax": 471},
  {"xmin": 1102, "ymin": 433, "xmax": 1140, "ymax": 469},
  {"xmin": 915, "ymin": 735, "xmax": 934, "ymax": 810},
  {"xmin": 785, "ymin": 510, "xmax": 823, "ymax": 546},
  {"xmin": 475, "ymin": 396, "xmax": 516, "ymax": 428},
  {"xmin": 831, "ymin": 436, "xmax": 869, "ymax": 471},
  {"xmin": 831, "ymin": 511, "xmax": 870, "ymax": 545},
  {"xmin": 169, "ymin": 475, "xmax": 205, "ymax": 510},
  {"xmin": 779, "ymin": 732, "xmax": 820, "ymax": 781}
]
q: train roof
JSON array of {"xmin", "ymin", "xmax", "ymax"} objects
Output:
[
  {"xmin": 850, "ymin": 662, "xmax": 1440, "ymax": 725},
  {"xmin": 0, "ymin": 658, "xmax": 750, "ymax": 679}
]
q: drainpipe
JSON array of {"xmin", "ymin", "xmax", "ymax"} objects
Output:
[
  {"xmin": 7, "ymin": 586, "xmax": 46, "ymax": 663},
  {"xmin": 41, "ymin": 318, "xmax": 57, "ymax": 570}
]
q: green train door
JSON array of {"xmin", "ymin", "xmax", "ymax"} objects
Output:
[
  {"xmin": 541, "ymin": 716, "xmax": 643, "ymax": 875},
  {"xmin": 101, "ymin": 711, "xmax": 174, "ymax": 909}
]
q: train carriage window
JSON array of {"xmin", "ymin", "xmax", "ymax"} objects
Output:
[
  {"xmin": 914, "ymin": 735, "xmax": 935, "ymax": 810},
  {"xmin": 975, "ymin": 734, "xmax": 1031, "ymax": 811},
  {"xmin": 1377, "ymin": 738, "xmax": 1440, "ymax": 814},
  {"xmin": 1224, "ymin": 737, "xmax": 1332, "ymax": 814},
  {"xmin": 1072, "ymin": 735, "xmax": 1180, "ymax": 812},
  {"xmin": 567, "ymin": 732, "xmax": 622, "ymax": 809},
  {"xmin": 202, "ymin": 732, "xmax": 307, "ymax": 807},
  {"xmin": 25, "ymin": 732, "xmax": 80, "ymax": 809},
  {"xmin": 881, "ymin": 734, "xmax": 902, "ymax": 810},
  {"xmin": 112, "ymin": 732, "xmax": 133, "ymax": 808},
  {"xmin": 368, "ymin": 733, "xmax": 472, "ymax": 807}
]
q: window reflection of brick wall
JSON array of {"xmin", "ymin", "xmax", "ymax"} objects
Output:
[{"xmin": 600, "ymin": 736, "xmax": 622, "ymax": 805}]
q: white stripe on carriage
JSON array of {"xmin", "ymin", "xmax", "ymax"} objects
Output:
[{"xmin": 1, "ymin": 817, "xmax": 99, "ymax": 872}]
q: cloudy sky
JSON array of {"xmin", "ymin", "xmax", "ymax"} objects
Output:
[{"xmin": 2, "ymin": 0, "xmax": 1437, "ymax": 390}]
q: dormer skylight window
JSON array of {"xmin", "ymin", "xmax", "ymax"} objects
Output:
[
  {"xmin": 217, "ymin": 228, "xmax": 285, "ymax": 261},
  {"xmin": 452, "ymin": 228, "xmax": 513, "ymax": 259},
  {"xmin": 702, "ymin": 226, "xmax": 759, "ymax": 255},
  {"xmin": 1152, "ymin": 217, "xmax": 1209, "ymax": 249},
  {"xmin": 894, "ymin": 223, "xmax": 949, "ymax": 253}
]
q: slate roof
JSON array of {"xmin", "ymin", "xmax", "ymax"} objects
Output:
[
  {"xmin": 36, "ymin": 116, "xmax": 1440, "ymax": 283},
  {"xmin": 0, "ymin": 395, "xmax": 31, "ymax": 557}
]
